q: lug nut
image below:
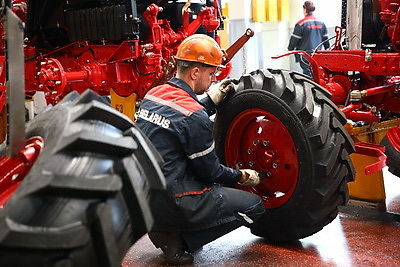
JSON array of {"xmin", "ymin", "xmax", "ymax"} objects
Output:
[
  {"xmin": 253, "ymin": 140, "xmax": 260, "ymax": 146},
  {"xmin": 273, "ymin": 163, "xmax": 278, "ymax": 169},
  {"xmin": 249, "ymin": 161, "xmax": 255, "ymax": 167},
  {"xmin": 235, "ymin": 162, "xmax": 243, "ymax": 169},
  {"xmin": 247, "ymin": 149, "xmax": 254, "ymax": 154},
  {"xmin": 263, "ymin": 140, "xmax": 270, "ymax": 146}
]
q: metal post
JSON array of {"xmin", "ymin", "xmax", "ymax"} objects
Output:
[
  {"xmin": 346, "ymin": 0, "xmax": 363, "ymax": 50},
  {"xmin": 5, "ymin": 6, "xmax": 26, "ymax": 157}
]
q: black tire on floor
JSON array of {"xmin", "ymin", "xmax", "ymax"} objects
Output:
[
  {"xmin": 213, "ymin": 69, "xmax": 355, "ymax": 241},
  {"xmin": 0, "ymin": 90, "xmax": 165, "ymax": 267},
  {"xmin": 381, "ymin": 134, "xmax": 400, "ymax": 177}
]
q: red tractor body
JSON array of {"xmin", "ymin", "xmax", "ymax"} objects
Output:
[
  {"xmin": 295, "ymin": 0, "xmax": 400, "ymax": 180},
  {"xmin": 0, "ymin": 0, "xmax": 230, "ymax": 204},
  {"xmin": 0, "ymin": 0, "xmax": 226, "ymax": 107},
  {"xmin": 313, "ymin": 1, "xmax": 400, "ymax": 123}
]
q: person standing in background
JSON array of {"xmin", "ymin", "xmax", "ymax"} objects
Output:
[{"xmin": 288, "ymin": 1, "xmax": 329, "ymax": 77}]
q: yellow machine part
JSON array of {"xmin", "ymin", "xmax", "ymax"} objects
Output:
[
  {"xmin": 110, "ymin": 88, "xmax": 138, "ymax": 121},
  {"xmin": 345, "ymin": 118, "xmax": 400, "ymax": 210},
  {"xmin": 348, "ymin": 153, "xmax": 386, "ymax": 210}
]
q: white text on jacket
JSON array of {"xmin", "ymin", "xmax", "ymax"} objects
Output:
[{"xmin": 136, "ymin": 108, "xmax": 171, "ymax": 129}]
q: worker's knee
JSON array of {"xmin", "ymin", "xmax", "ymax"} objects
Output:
[
  {"xmin": 238, "ymin": 197, "xmax": 265, "ymax": 224},
  {"xmin": 221, "ymin": 187, "xmax": 265, "ymax": 224}
]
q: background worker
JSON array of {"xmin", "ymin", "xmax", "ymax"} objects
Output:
[
  {"xmin": 288, "ymin": 0, "xmax": 329, "ymax": 77},
  {"xmin": 136, "ymin": 34, "xmax": 265, "ymax": 265}
]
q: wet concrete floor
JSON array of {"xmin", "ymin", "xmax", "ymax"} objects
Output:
[{"xmin": 123, "ymin": 168, "xmax": 400, "ymax": 266}]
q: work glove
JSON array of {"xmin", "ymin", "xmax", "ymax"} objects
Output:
[
  {"xmin": 238, "ymin": 169, "xmax": 261, "ymax": 188},
  {"xmin": 207, "ymin": 78, "xmax": 238, "ymax": 105}
]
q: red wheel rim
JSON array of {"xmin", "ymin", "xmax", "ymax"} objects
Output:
[
  {"xmin": 224, "ymin": 108, "xmax": 299, "ymax": 208},
  {"xmin": 387, "ymin": 126, "xmax": 400, "ymax": 153}
]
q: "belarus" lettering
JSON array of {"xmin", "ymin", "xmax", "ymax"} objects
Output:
[{"xmin": 136, "ymin": 108, "xmax": 171, "ymax": 129}]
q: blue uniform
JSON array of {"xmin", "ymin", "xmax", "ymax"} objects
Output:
[
  {"xmin": 136, "ymin": 77, "xmax": 265, "ymax": 237},
  {"xmin": 288, "ymin": 14, "xmax": 329, "ymax": 53},
  {"xmin": 288, "ymin": 14, "xmax": 329, "ymax": 76}
]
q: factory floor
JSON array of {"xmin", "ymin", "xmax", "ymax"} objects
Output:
[{"xmin": 123, "ymin": 168, "xmax": 400, "ymax": 267}]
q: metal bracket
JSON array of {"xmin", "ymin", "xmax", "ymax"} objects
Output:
[{"xmin": 354, "ymin": 142, "xmax": 387, "ymax": 175}]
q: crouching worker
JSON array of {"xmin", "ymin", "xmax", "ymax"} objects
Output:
[{"xmin": 136, "ymin": 34, "xmax": 265, "ymax": 265}]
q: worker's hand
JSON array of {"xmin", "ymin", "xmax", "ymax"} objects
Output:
[
  {"xmin": 207, "ymin": 78, "xmax": 238, "ymax": 105},
  {"xmin": 238, "ymin": 169, "xmax": 261, "ymax": 188}
]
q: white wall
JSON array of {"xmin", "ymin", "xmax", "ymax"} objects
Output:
[
  {"xmin": 226, "ymin": 0, "xmax": 343, "ymax": 78},
  {"xmin": 310, "ymin": 0, "xmax": 342, "ymax": 28}
]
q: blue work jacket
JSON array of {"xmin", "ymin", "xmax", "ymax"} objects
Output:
[
  {"xmin": 288, "ymin": 14, "xmax": 329, "ymax": 55},
  {"xmin": 136, "ymin": 77, "xmax": 242, "ymax": 231}
]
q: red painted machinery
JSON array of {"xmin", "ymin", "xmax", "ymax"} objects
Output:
[
  {"xmin": 0, "ymin": 0, "xmax": 229, "ymax": 108},
  {"xmin": 272, "ymin": 0, "xmax": 400, "ymax": 208},
  {"xmin": 0, "ymin": 0, "xmax": 236, "ymax": 204},
  {"xmin": 313, "ymin": 1, "xmax": 400, "ymax": 118},
  {"xmin": 311, "ymin": 0, "xmax": 400, "ymax": 179}
]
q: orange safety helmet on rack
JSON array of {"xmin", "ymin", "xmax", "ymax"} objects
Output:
[{"xmin": 175, "ymin": 34, "xmax": 225, "ymax": 67}]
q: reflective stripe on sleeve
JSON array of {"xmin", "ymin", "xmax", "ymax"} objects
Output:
[
  {"xmin": 187, "ymin": 142, "xmax": 215, "ymax": 160},
  {"xmin": 291, "ymin": 34, "xmax": 302, "ymax": 39}
]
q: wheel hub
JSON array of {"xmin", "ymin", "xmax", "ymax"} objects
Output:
[{"xmin": 225, "ymin": 109, "xmax": 299, "ymax": 208}]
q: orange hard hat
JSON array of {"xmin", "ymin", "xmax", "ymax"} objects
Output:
[{"xmin": 175, "ymin": 34, "xmax": 224, "ymax": 67}]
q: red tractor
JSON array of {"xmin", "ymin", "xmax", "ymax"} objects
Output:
[
  {"xmin": 0, "ymin": 0, "xmax": 356, "ymax": 266},
  {"xmin": 311, "ymin": 0, "xmax": 400, "ymax": 181},
  {"xmin": 273, "ymin": 0, "xmax": 400, "ymax": 208}
]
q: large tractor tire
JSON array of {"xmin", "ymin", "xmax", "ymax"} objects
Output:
[
  {"xmin": 381, "ymin": 126, "xmax": 400, "ymax": 177},
  {"xmin": 213, "ymin": 69, "xmax": 355, "ymax": 241},
  {"xmin": 0, "ymin": 90, "xmax": 165, "ymax": 266}
]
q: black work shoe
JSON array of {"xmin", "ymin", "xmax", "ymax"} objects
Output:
[
  {"xmin": 148, "ymin": 232, "xmax": 194, "ymax": 265},
  {"xmin": 164, "ymin": 250, "xmax": 194, "ymax": 265}
]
